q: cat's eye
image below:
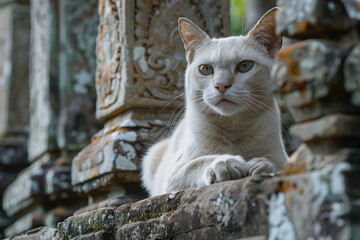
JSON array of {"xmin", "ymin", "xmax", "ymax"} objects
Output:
[
  {"xmin": 199, "ymin": 64, "xmax": 214, "ymax": 75},
  {"xmin": 237, "ymin": 60, "xmax": 254, "ymax": 73}
]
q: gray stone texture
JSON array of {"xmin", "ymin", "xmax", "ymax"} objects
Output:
[
  {"xmin": 28, "ymin": 0, "xmax": 60, "ymax": 161},
  {"xmin": 4, "ymin": 227, "xmax": 57, "ymax": 240},
  {"xmin": 57, "ymin": 0, "xmax": 101, "ymax": 153},
  {"xmin": 0, "ymin": 1, "xmax": 30, "ymax": 140},
  {"xmin": 271, "ymin": 39, "xmax": 359, "ymax": 123},
  {"xmin": 345, "ymin": 43, "xmax": 360, "ymax": 106},
  {"xmin": 276, "ymin": 0, "xmax": 352, "ymax": 38},
  {"xmin": 51, "ymin": 161, "xmax": 357, "ymax": 239}
]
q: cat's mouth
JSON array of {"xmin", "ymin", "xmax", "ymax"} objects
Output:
[{"xmin": 217, "ymin": 99, "xmax": 236, "ymax": 105}]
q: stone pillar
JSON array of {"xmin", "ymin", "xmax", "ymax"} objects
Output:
[
  {"xmin": 2, "ymin": 0, "xmax": 100, "ymax": 237},
  {"xmin": 71, "ymin": 0, "xmax": 231, "ymax": 212},
  {"xmin": 0, "ymin": 0, "xmax": 30, "ymax": 238},
  {"xmin": 270, "ymin": 0, "xmax": 360, "ymax": 238}
]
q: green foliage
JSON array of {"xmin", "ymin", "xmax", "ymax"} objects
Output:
[{"xmin": 230, "ymin": 0, "xmax": 248, "ymax": 35}]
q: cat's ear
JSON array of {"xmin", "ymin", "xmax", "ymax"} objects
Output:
[
  {"xmin": 178, "ymin": 17, "xmax": 210, "ymax": 62},
  {"xmin": 247, "ymin": 7, "xmax": 282, "ymax": 57}
]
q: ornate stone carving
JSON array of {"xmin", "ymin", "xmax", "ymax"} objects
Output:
[
  {"xmin": 95, "ymin": 0, "xmax": 230, "ymax": 119},
  {"xmin": 71, "ymin": 110, "xmax": 169, "ymax": 195}
]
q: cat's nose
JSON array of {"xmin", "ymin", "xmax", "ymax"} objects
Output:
[{"xmin": 215, "ymin": 83, "xmax": 231, "ymax": 94}]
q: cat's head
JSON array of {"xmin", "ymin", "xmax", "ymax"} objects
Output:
[{"xmin": 178, "ymin": 8, "xmax": 282, "ymax": 117}]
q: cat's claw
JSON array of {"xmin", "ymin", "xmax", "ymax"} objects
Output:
[
  {"xmin": 204, "ymin": 155, "xmax": 248, "ymax": 185},
  {"xmin": 247, "ymin": 158, "xmax": 275, "ymax": 176}
]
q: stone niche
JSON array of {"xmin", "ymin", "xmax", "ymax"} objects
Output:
[{"xmin": 72, "ymin": 0, "xmax": 231, "ymax": 210}]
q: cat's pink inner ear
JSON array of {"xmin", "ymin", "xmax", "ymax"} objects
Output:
[
  {"xmin": 178, "ymin": 18, "xmax": 210, "ymax": 61},
  {"xmin": 247, "ymin": 7, "xmax": 282, "ymax": 57}
]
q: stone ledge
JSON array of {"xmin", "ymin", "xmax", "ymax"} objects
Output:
[
  {"xmin": 4, "ymin": 226, "xmax": 57, "ymax": 240},
  {"xmin": 3, "ymin": 159, "xmax": 358, "ymax": 239},
  {"xmin": 57, "ymin": 160, "xmax": 355, "ymax": 239}
]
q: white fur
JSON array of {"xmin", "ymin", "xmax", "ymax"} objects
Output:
[{"xmin": 141, "ymin": 14, "xmax": 288, "ymax": 196}]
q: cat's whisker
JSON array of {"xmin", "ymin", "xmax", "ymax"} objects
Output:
[
  {"xmin": 161, "ymin": 93, "xmax": 185, "ymax": 112},
  {"xmin": 170, "ymin": 106, "xmax": 186, "ymax": 135},
  {"xmin": 166, "ymin": 101, "xmax": 186, "ymax": 131},
  {"xmin": 245, "ymin": 98, "xmax": 292, "ymax": 140}
]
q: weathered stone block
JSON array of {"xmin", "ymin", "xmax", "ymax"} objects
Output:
[
  {"xmin": 271, "ymin": 40, "xmax": 359, "ymax": 122},
  {"xmin": 2, "ymin": 154, "xmax": 75, "ymax": 217},
  {"xmin": 4, "ymin": 226, "xmax": 57, "ymax": 240},
  {"xmin": 59, "ymin": 161, "xmax": 358, "ymax": 239},
  {"xmin": 95, "ymin": 0, "xmax": 230, "ymax": 120},
  {"xmin": 276, "ymin": 0, "xmax": 351, "ymax": 38},
  {"xmin": 59, "ymin": 177, "xmax": 270, "ymax": 240},
  {"xmin": 4, "ymin": 208, "xmax": 45, "ymax": 237},
  {"xmin": 74, "ymin": 195, "xmax": 136, "ymax": 215},
  {"xmin": 3, "ymin": 155, "xmax": 53, "ymax": 216},
  {"xmin": 345, "ymin": 43, "xmax": 360, "ymax": 106},
  {"xmin": 58, "ymin": 207, "xmax": 117, "ymax": 239},
  {"xmin": 272, "ymin": 40, "xmax": 345, "ymax": 95},
  {"xmin": 28, "ymin": 0, "xmax": 60, "ymax": 161},
  {"xmin": 71, "ymin": 111, "xmax": 165, "ymax": 197},
  {"xmin": 290, "ymin": 114, "xmax": 360, "ymax": 143},
  {"xmin": 57, "ymin": 0, "xmax": 101, "ymax": 152},
  {"xmin": 269, "ymin": 163, "xmax": 352, "ymax": 240},
  {"xmin": 0, "ymin": 1, "xmax": 30, "ymax": 139}
]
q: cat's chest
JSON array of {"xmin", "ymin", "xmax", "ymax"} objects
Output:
[{"xmin": 189, "ymin": 131, "xmax": 261, "ymax": 159}]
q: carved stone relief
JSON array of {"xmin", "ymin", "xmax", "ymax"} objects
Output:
[{"xmin": 95, "ymin": 0, "xmax": 230, "ymax": 120}]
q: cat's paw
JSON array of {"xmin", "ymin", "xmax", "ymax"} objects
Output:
[
  {"xmin": 247, "ymin": 158, "xmax": 275, "ymax": 176},
  {"xmin": 204, "ymin": 155, "xmax": 248, "ymax": 185}
]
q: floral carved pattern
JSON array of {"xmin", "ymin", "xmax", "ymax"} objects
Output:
[
  {"xmin": 95, "ymin": 0, "xmax": 229, "ymax": 118},
  {"xmin": 96, "ymin": 0, "xmax": 123, "ymax": 111},
  {"xmin": 131, "ymin": 0, "xmax": 229, "ymax": 101}
]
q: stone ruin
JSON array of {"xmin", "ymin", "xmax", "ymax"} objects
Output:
[{"xmin": 0, "ymin": 0, "xmax": 359, "ymax": 239}]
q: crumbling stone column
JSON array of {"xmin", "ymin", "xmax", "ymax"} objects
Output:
[
  {"xmin": 71, "ymin": 0, "xmax": 230, "ymax": 213},
  {"xmin": 2, "ymin": 0, "xmax": 100, "ymax": 237},
  {"xmin": 0, "ymin": 0, "xmax": 30, "ymax": 238},
  {"xmin": 269, "ymin": 0, "xmax": 360, "ymax": 238}
]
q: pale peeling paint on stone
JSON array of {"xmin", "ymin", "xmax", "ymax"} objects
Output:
[
  {"xmin": 73, "ymin": 69, "xmax": 92, "ymax": 94},
  {"xmin": 119, "ymin": 119, "xmax": 137, "ymax": 128},
  {"xmin": 268, "ymin": 193, "xmax": 297, "ymax": 240},
  {"xmin": 210, "ymin": 193, "xmax": 235, "ymax": 227},
  {"xmin": 133, "ymin": 46, "xmax": 148, "ymax": 73},
  {"xmin": 111, "ymin": 131, "xmax": 137, "ymax": 142},
  {"xmin": 330, "ymin": 162, "xmax": 351, "ymax": 195},
  {"xmin": 114, "ymin": 142, "xmax": 137, "ymax": 171}
]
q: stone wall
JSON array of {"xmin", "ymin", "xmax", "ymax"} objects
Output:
[{"xmin": 1, "ymin": 0, "xmax": 360, "ymax": 239}]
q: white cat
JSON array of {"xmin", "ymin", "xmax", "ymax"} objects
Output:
[{"xmin": 141, "ymin": 8, "xmax": 288, "ymax": 196}]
